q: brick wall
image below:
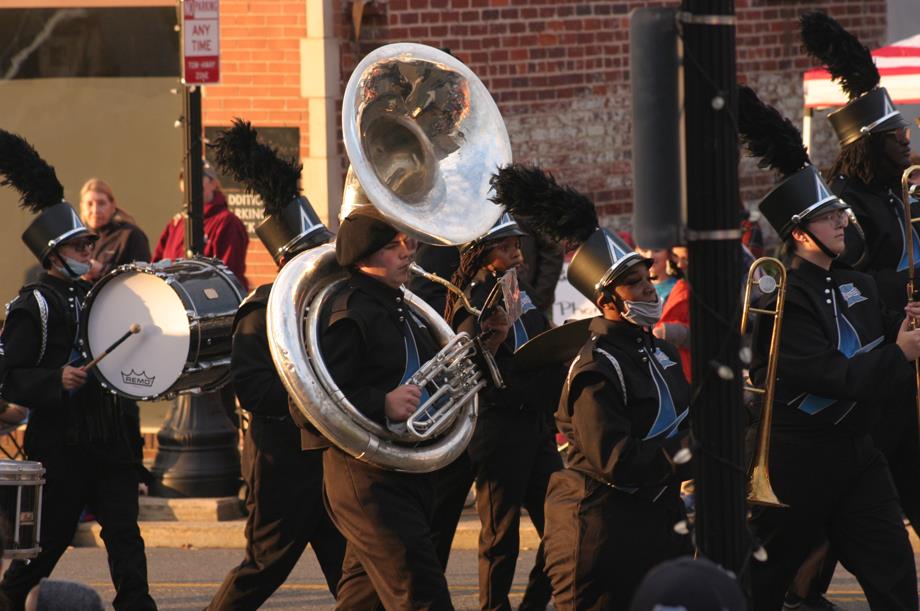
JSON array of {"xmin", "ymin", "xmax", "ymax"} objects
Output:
[
  {"xmin": 204, "ymin": 0, "xmax": 887, "ymax": 280},
  {"xmin": 337, "ymin": 0, "xmax": 887, "ymax": 235},
  {"xmin": 201, "ymin": 0, "xmax": 310, "ymax": 289}
]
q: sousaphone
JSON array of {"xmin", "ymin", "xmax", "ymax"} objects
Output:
[{"xmin": 267, "ymin": 43, "xmax": 511, "ymax": 472}]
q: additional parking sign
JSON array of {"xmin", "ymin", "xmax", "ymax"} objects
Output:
[{"xmin": 182, "ymin": 0, "xmax": 220, "ymax": 85}]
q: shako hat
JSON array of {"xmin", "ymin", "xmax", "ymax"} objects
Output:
[
  {"xmin": 568, "ymin": 228, "xmax": 650, "ymax": 300},
  {"xmin": 489, "ymin": 163, "xmax": 650, "ymax": 301},
  {"xmin": 738, "ymin": 84, "xmax": 848, "ymax": 239},
  {"xmin": 462, "ymin": 212, "xmax": 527, "ymax": 252},
  {"xmin": 0, "ymin": 129, "xmax": 96, "ymax": 265},
  {"xmin": 801, "ymin": 12, "xmax": 910, "ymax": 147},
  {"xmin": 211, "ymin": 119, "xmax": 332, "ymax": 266},
  {"xmin": 255, "ymin": 197, "xmax": 331, "ymax": 265},
  {"xmin": 759, "ymin": 165, "xmax": 847, "ymax": 239}
]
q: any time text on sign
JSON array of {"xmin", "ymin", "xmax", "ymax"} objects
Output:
[{"xmin": 182, "ymin": 0, "xmax": 220, "ymax": 85}]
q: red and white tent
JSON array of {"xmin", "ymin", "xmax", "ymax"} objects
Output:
[{"xmin": 802, "ymin": 34, "xmax": 920, "ymax": 149}]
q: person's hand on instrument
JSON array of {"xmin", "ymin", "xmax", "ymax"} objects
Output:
[
  {"xmin": 61, "ymin": 366, "xmax": 87, "ymax": 391},
  {"xmin": 385, "ymin": 384, "xmax": 421, "ymax": 422},
  {"xmin": 905, "ymin": 301, "xmax": 920, "ymax": 325},
  {"xmin": 896, "ymin": 316, "xmax": 920, "ymax": 361},
  {"xmin": 480, "ymin": 308, "xmax": 511, "ymax": 354}
]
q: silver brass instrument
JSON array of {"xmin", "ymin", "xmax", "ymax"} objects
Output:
[
  {"xmin": 741, "ymin": 257, "xmax": 788, "ymax": 508},
  {"xmin": 410, "ymin": 262, "xmax": 481, "ymax": 316},
  {"xmin": 408, "ymin": 262, "xmax": 507, "ymax": 390},
  {"xmin": 268, "ymin": 43, "xmax": 511, "ymax": 472}
]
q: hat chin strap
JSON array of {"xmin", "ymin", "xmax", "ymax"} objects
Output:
[
  {"xmin": 800, "ymin": 226, "xmax": 839, "ymax": 259},
  {"xmin": 608, "ymin": 291, "xmax": 639, "ymax": 326},
  {"xmin": 50, "ymin": 247, "xmax": 82, "ymax": 279}
]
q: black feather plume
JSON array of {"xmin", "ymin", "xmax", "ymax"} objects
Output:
[
  {"xmin": 0, "ymin": 129, "xmax": 64, "ymax": 213},
  {"xmin": 801, "ymin": 12, "xmax": 879, "ymax": 99},
  {"xmin": 489, "ymin": 164, "xmax": 598, "ymax": 244},
  {"xmin": 209, "ymin": 118, "xmax": 301, "ymax": 214},
  {"xmin": 737, "ymin": 85, "xmax": 810, "ymax": 178}
]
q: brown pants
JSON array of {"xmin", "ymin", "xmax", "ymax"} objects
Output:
[{"xmin": 323, "ymin": 448, "xmax": 453, "ymax": 611}]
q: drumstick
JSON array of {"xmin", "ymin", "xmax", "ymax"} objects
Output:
[{"xmin": 81, "ymin": 324, "xmax": 141, "ymax": 371}]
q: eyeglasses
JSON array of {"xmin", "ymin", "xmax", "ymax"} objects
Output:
[
  {"xmin": 67, "ymin": 239, "xmax": 95, "ymax": 252},
  {"xmin": 808, "ymin": 209, "xmax": 848, "ymax": 226}
]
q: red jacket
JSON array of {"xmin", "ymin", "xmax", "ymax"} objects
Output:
[
  {"xmin": 152, "ymin": 191, "xmax": 249, "ymax": 290},
  {"xmin": 656, "ymin": 278, "xmax": 691, "ymax": 382}
]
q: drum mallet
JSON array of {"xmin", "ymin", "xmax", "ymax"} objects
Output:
[{"xmin": 81, "ymin": 323, "xmax": 141, "ymax": 370}]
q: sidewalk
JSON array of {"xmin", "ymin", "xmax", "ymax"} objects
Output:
[
  {"xmin": 72, "ymin": 497, "xmax": 542, "ymax": 551},
  {"xmin": 70, "ymin": 496, "xmax": 920, "ymax": 553}
]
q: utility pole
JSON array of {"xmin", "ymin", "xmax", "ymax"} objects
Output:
[{"xmin": 681, "ymin": 0, "xmax": 749, "ymax": 574}]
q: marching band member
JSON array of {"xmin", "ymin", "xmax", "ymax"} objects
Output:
[
  {"xmin": 494, "ymin": 165, "xmax": 693, "ymax": 610},
  {"xmin": 0, "ymin": 130, "xmax": 156, "ymax": 610},
  {"xmin": 544, "ymin": 229, "xmax": 692, "ymax": 610},
  {"xmin": 800, "ymin": 12, "xmax": 916, "ymax": 310},
  {"xmin": 445, "ymin": 213, "xmax": 563, "ymax": 611},
  {"xmin": 799, "ymin": 13, "xmax": 920, "ymax": 603},
  {"xmin": 320, "ymin": 206, "xmax": 511, "ymax": 610},
  {"xmin": 739, "ymin": 84, "xmax": 920, "ymax": 611},
  {"xmin": 205, "ymin": 121, "xmax": 345, "ymax": 609}
]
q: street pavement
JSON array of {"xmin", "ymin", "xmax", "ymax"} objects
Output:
[{"xmin": 41, "ymin": 545, "xmax": 905, "ymax": 610}]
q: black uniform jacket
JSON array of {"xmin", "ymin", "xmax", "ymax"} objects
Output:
[
  {"xmin": 320, "ymin": 270, "xmax": 440, "ymax": 427},
  {"xmin": 0, "ymin": 273, "xmax": 134, "ymax": 458},
  {"xmin": 751, "ymin": 257, "xmax": 911, "ymax": 436},
  {"xmin": 556, "ymin": 317, "xmax": 691, "ymax": 496},
  {"xmin": 231, "ymin": 283, "xmax": 290, "ymax": 419},
  {"xmin": 451, "ymin": 269, "xmax": 558, "ymax": 414},
  {"xmin": 834, "ymin": 175, "xmax": 920, "ymax": 310}
]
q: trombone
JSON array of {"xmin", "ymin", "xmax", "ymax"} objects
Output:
[
  {"xmin": 901, "ymin": 164, "xmax": 920, "ymax": 445},
  {"xmin": 740, "ymin": 257, "xmax": 788, "ymax": 508}
]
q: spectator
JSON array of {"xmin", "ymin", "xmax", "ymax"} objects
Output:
[
  {"xmin": 78, "ymin": 178, "xmax": 150, "ymax": 282},
  {"xmin": 654, "ymin": 246, "xmax": 691, "ymax": 382},
  {"xmin": 636, "ymin": 247, "xmax": 678, "ymax": 302},
  {"xmin": 24, "ymin": 579, "xmax": 104, "ymax": 611},
  {"xmin": 152, "ymin": 163, "xmax": 249, "ymax": 290}
]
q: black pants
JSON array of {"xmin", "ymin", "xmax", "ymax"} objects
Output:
[
  {"xmin": 803, "ymin": 400, "xmax": 920, "ymax": 600},
  {"xmin": 750, "ymin": 432, "xmax": 917, "ymax": 611},
  {"xmin": 323, "ymin": 448, "xmax": 453, "ymax": 611},
  {"xmin": 430, "ymin": 452, "xmax": 474, "ymax": 571},
  {"xmin": 543, "ymin": 469, "xmax": 691, "ymax": 611},
  {"xmin": 206, "ymin": 417, "xmax": 345, "ymax": 610},
  {"xmin": 873, "ymin": 397, "xmax": 920, "ymax": 535},
  {"xmin": 468, "ymin": 408, "xmax": 561, "ymax": 611},
  {"xmin": 0, "ymin": 447, "xmax": 156, "ymax": 611}
]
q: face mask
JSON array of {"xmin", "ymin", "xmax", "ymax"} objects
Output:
[
  {"xmin": 55, "ymin": 256, "xmax": 91, "ymax": 278},
  {"xmin": 621, "ymin": 296, "xmax": 663, "ymax": 327}
]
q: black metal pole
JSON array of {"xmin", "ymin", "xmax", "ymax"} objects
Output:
[
  {"xmin": 183, "ymin": 84, "xmax": 205, "ymax": 256},
  {"xmin": 150, "ymin": 15, "xmax": 240, "ymax": 498},
  {"xmin": 681, "ymin": 0, "xmax": 749, "ymax": 574}
]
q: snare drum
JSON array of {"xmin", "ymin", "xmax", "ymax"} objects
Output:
[
  {"xmin": 83, "ymin": 257, "xmax": 244, "ymax": 400},
  {"xmin": 0, "ymin": 460, "xmax": 44, "ymax": 559}
]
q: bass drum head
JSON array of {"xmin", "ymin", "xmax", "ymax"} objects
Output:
[{"xmin": 86, "ymin": 270, "xmax": 190, "ymax": 399}]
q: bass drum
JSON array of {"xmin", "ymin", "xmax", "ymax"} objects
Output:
[{"xmin": 82, "ymin": 257, "xmax": 244, "ymax": 400}]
